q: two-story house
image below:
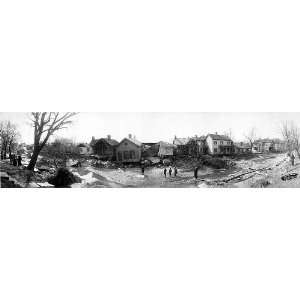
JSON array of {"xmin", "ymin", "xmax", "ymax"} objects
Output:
[{"xmin": 206, "ymin": 133, "xmax": 234, "ymax": 155}]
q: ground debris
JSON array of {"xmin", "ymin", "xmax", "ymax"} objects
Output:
[
  {"xmin": 48, "ymin": 167, "xmax": 82, "ymax": 187},
  {"xmin": 281, "ymin": 173, "xmax": 298, "ymax": 181}
]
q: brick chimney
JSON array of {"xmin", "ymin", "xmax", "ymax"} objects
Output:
[
  {"xmin": 128, "ymin": 134, "xmax": 132, "ymax": 139},
  {"xmin": 215, "ymin": 132, "xmax": 218, "ymax": 135},
  {"xmin": 107, "ymin": 135, "xmax": 111, "ymax": 140}
]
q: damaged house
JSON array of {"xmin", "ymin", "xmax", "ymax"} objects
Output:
[
  {"xmin": 234, "ymin": 142, "xmax": 252, "ymax": 154},
  {"xmin": 187, "ymin": 135, "xmax": 207, "ymax": 157},
  {"xmin": 91, "ymin": 135, "xmax": 119, "ymax": 160},
  {"xmin": 116, "ymin": 134, "xmax": 142, "ymax": 163},
  {"xmin": 158, "ymin": 141, "xmax": 176, "ymax": 158},
  {"xmin": 252, "ymin": 139, "xmax": 274, "ymax": 153},
  {"xmin": 142, "ymin": 142, "xmax": 159, "ymax": 158},
  {"xmin": 173, "ymin": 136, "xmax": 190, "ymax": 156}
]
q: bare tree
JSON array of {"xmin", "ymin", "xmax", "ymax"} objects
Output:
[
  {"xmin": 0, "ymin": 121, "xmax": 20, "ymax": 159},
  {"xmin": 244, "ymin": 127, "xmax": 257, "ymax": 148},
  {"xmin": 27, "ymin": 112, "xmax": 77, "ymax": 170},
  {"xmin": 281, "ymin": 121, "xmax": 300, "ymax": 157},
  {"xmin": 223, "ymin": 128, "xmax": 234, "ymax": 140}
]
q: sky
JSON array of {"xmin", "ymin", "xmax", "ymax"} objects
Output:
[{"xmin": 0, "ymin": 112, "xmax": 299, "ymax": 144}]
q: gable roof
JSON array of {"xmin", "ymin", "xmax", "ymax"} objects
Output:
[
  {"xmin": 207, "ymin": 134, "xmax": 232, "ymax": 141},
  {"xmin": 92, "ymin": 137, "xmax": 119, "ymax": 147},
  {"xmin": 100, "ymin": 138, "xmax": 119, "ymax": 146},
  {"xmin": 119, "ymin": 137, "xmax": 142, "ymax": 147}
]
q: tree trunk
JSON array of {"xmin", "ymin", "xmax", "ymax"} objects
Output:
[{"xmin": 27, "ymin": 146, "xmax": 41, "ymax": 170}]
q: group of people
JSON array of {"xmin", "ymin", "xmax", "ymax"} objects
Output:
[
  {"xmin": 163, "ymin": 166, "xmax": 178, "ymax": 178},
  {"xmin": 9, "ymin": 153, "xmax": 22, "ymax": 167}
]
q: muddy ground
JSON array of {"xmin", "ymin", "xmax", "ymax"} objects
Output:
[{"xmin": 1, "ymin": 153, "xmax": 299, "ymax": 188}]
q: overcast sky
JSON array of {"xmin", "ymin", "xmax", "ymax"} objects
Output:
[{"xmin": 0, "ymin": 112, "xmax": 299, "ymax": 144}]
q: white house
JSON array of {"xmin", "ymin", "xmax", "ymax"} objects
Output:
[{"xmin": 206, "ymin": 133, "xmax": 234, "ymax": 155}]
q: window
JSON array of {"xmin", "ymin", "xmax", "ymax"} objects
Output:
[
  {"xmin": 117, "ymin": 152, "xmax": 122, "ymax": 161},
  {"xmin": 124, "ymin": 142, "xmax": 128, "ymax": 146},
  {"xmin": 220, "ymin": 141, "xmax": 223, "ymax": 145},
  {"xmin": 124, "ymin": 151, "xmax": 130, "ymax": 159},
  {"xmin": 214, "ymin": 141, "xmax": 217, "ymax": 145},
  {"xmin": 129, "ymin": 151, "xmax": 135, "ymax": 159},
  {"xmin": 214, "ymin": 148, "xmax": 218, "ymax": 153}
]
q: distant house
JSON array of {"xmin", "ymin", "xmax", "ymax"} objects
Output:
[
  {"xmin": 272, "ymin": 139, "xmax": 287, "ymax": 152},
  {"xmin": 173, "ymin": 136, "xmax": 190, "ymax": 156},
  {"xmin": 234, "ymin": 142, "xmax": 252, "ymax": 154},
  {"xmin": 158, "ymin": 141, "xmax": 176, "ymax": 158},
  {"xmin": 253, "ymin": 139, "xmax": 274, "ymax": 153},
  {"xmin": 206, "ymin": 133, "xmax": 234, "ymax": 155},
  {"xmin": 116, "ymin": 134, "xmax": 142, "ymax": 163},
  {"xmin": 78, "ymin": 143, "xmax": 93, "ymax": 155},
  {"xmin": 92, "ymin": 135, "xmax": 119, "ymax": 160},
  {"xmin": 187, "ymin": 136, "xmax": 207, "ymax": 157}
]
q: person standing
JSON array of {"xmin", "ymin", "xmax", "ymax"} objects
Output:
[
  {"xmin": 163, "ymin": 168, "xmax": 167, "ymax": 178},
  {"xmin": 141, "ymin": 166, "xmax": 145, "ymax": 175},
  {"xmin": 194, "ymin": 167, "xmax": 199, "ymax": 179},
  {"xmin": 13, "ymin": 155, "xmax": 17, "ymax": 166},
  {"xmin": 169, "ymin": 167, "xmax": 172, "ymax": 177},
  {"xmin": 18, "ymin": 155, "xmax": 22, "ymax": 167},
  {"xmin": 291, "ymin": 152, "xmax": 295, "ymax": 166},
  {"xmin": 174, "ymin": 166, "xmax": 178, "ymax": 177}
]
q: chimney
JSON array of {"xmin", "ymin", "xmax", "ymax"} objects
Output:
[
  {"xmin": 92, "ymin": 136, "xmax": 95, "ymax": 141},
  {"xmin": 215, "ymin": 132, "xmax": 218, "ymax": 135},
  {"xmin": 128, "ymin": 134, "xmax": 132, "ymax": 139},
  {"xmin": 107, "ymin": 135, "xmax": 111, "ymax": 140}
]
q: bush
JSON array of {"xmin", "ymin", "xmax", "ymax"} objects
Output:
[
  {"xmin": 48, "ymin": 168, "xmax": 82, "ymax": 187},
  {"xmin": 201, "ymin": 155, "xmax": 228, "ymax": 169}
]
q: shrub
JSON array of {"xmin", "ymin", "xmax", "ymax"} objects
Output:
[{"xmin": 48, "ymin": 168, "xmax": 81, "ymax": 187}]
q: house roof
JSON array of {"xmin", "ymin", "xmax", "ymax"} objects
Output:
[
  {"xmin": 255, "ymin": 138, "xmax": 274, "ymax": 143},
  {"xmin": 173, "ymin": 137, "xmax": 190, "ymax": 145},
  {"xmin": 207, "ymin": 134, "xmax": 232, "ymax": 141},
  {"xmin": 119, "ymin": 137, "xmax": 142, "ymax": 147},
  {"xmin": 100, "ymin": 138, "xmax": 119, "ymax": 146},
  {"xmin": 93, "ymin": 138, "xmax": 119, "ymax": 147}
]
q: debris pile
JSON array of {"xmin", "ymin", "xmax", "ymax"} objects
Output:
[
  {"xmin": 48, "ymin": 168, "xmax": 82, "ymax": 188},
  {"xmin": 281, "ymin": 173, "xmax": 298, "ymax": 181}
]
